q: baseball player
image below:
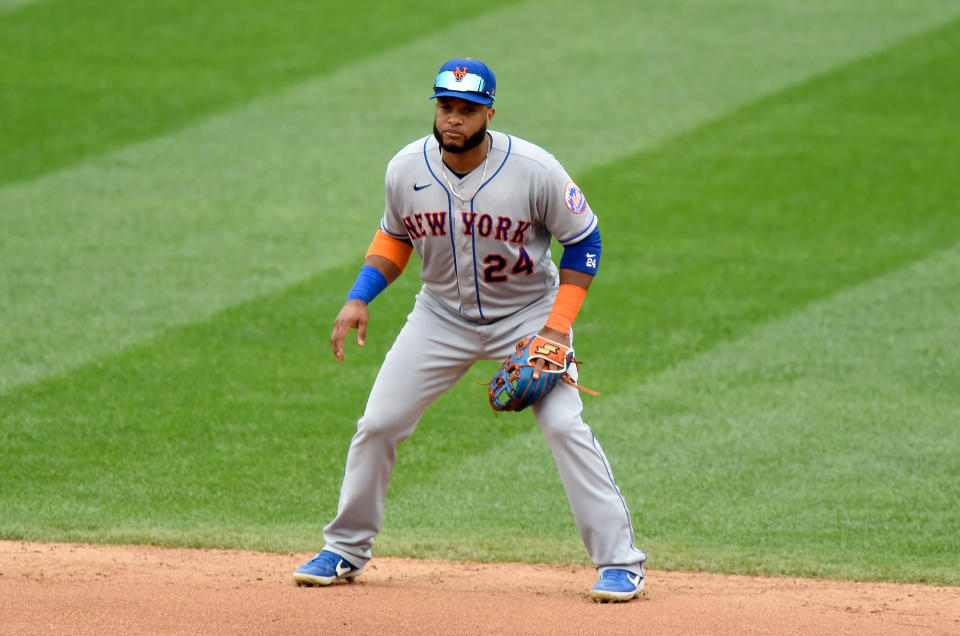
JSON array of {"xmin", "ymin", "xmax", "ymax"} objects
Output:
[{"xmin": 294, "ymin": 58, "xmax": 647, "ymax": 601}]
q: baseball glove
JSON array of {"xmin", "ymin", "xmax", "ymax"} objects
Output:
[{"xmin": 488, "ymin": 335, "xmax": 597, "ymax": 412}]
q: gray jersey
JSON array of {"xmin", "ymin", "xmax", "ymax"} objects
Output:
[{"xmin": 380, "ymin": 130, "xmax": 598, "ymax": 323}]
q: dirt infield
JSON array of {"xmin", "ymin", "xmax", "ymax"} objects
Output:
[{"xmin": 1, "ymin": 541, "xmax": 958, "ymax": 635}]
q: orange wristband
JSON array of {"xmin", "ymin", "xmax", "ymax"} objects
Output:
[
  {"xmin": 366, "ymin": 230, "xmax": 413, "ymax": 271},
  {"xmin": 545, "ymin": 283, "xmax": 587, "ymax": 333}
]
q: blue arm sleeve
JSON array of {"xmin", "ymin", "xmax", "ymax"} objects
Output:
[{"xmin": 559, "ymin": 226, "xmax": 601, "ymax": 275}]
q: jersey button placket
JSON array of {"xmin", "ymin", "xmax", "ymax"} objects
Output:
[{"xmin": 453, "ymin": 199, "xmax": 475, "ymax": 313}]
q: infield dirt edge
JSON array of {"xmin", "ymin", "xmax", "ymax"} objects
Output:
[{"xmin": 2, "ymin": 540, "xmax": 959, "ymax": 635}]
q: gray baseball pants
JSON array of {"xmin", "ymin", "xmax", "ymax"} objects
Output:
[{"xmin": 322, "ymin": 288, "xmax": 646, "ymax": 574}]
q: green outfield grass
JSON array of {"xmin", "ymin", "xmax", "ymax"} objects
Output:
[{"xmin": 2, "ymin": 1, "xmax": 959, "ymax": 585}]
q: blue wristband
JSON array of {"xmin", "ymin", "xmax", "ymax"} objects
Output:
[{"xmin": 347, "ymin": 265, "xmax": 388, "ymax": 304}]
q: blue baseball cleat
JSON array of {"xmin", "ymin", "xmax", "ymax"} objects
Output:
[
  {"xmin": 591, "ymin": 566, "xmax": 645, "ymax": 602},
  {"xmin": 293, "ymin": 550, "xmax": 363, "ymax": 586}
]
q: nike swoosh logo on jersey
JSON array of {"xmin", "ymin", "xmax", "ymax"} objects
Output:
[
  {"xmin": 336, "ymin": 560, "xmax": 351, "ymax": 577},
  {"xmin": 627, "ymin": 573, "xmax": 641, "ymax": 588},
  {"xmin": 413, "ymin": 183, "xmax": 431, "ymax": 191}
]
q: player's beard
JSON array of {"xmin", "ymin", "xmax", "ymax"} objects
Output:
[{"xmin": 433, "ymin": 122, "xmax": 488, "ymax": 154}]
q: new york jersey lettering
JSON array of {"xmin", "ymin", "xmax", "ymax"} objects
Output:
[
  {"xmin": 402, "ymin": 212, "xmax": 448, "ymax": 239},
  {"xmin": 460, "ymin": 212, "xmax": 477, "ymax": 236},
  {"xmin": 401, "ymin": 216, "xmax": 422, "ymax": 239},
  {"xmin": 423, "ymin": 212, "xmax": 448, "ymax": 236},
  {"xmin": 458, "ymin": 213, "xmax": 531, "ymax": 245},
  {"xmin": 510, "ymin": 220, "xmax": 531, "ymax": 244},
  {"xmin": 495, "ymin": 216, "xmax": 511, "ymax": 241}
]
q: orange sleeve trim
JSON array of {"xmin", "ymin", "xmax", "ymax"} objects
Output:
[
  {"xmin": 366, "ymin": 230, "xmax": 413, "ymax": 272},
  {"xmin": 545, "ymin": 283, "xmax": 588, "ymax": 333}
]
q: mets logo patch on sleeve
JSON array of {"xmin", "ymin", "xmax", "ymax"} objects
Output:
[{"xmin": 564, "ymin": 181, "xmax": 588, "ymax": 214}]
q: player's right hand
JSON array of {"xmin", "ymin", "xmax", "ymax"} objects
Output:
[{"xmin": 330, "ymin": 299, "xmax": 370, "ymax": 361}]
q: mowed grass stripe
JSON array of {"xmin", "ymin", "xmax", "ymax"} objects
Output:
[
  {"xmin": 4, "ymin": 2, "xmax": 958, "ymax": 394},
  {"xmin": 3, "ymin": 17, "xmax": 959, "ymax": 586},
  {"xmin": 0, "ymin": 0, "xmax": 522, "ymax": 186}
]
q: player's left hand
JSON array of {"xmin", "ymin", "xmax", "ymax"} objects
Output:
[{"xmin": 532, "ymin": 326, "xmax": 571, "ymax": 379}]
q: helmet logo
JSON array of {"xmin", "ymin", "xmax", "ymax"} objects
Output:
[{"xmin": 454, "ymin": 66, "xmax": 468, "ymax": 81}]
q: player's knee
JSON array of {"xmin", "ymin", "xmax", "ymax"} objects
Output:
[
  {"xmin": 355, "ymin": 411, "xmax": 416, "ymax": 443},
  {"xmin": 533, "ymin": 387, "xmax": 583, "ymax": 436},
  {"xmin": 536, "ymin": 410, "xmax": 583, "ymax": 445}
]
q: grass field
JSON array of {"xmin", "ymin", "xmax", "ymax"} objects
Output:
[{"xmin": 2, "ymin": 0, "xmax": 959, "ymax": 585}]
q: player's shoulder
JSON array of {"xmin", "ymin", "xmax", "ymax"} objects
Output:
[{"xmin": 493, "ymin": 131, "xmax": 562, "ymax": 173}]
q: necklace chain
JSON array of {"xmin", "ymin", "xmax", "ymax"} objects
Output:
[{"xmin": 440, "ymin": 135, "xmax": 491, "ymax": 203}]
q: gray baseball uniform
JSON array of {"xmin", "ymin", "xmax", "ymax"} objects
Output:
[{"xmin": 321, "ymin": 130, "xmax": 646, "ymax": 575}]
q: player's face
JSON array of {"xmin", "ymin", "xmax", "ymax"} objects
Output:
[{"xmin": 433, "ymin": 97, "xmax": 495, "ymax": 154}]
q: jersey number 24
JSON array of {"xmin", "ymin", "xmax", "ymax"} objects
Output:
[{"xmin": 483, "ymin": 247, "xmax": 534, "ymax": 283}]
